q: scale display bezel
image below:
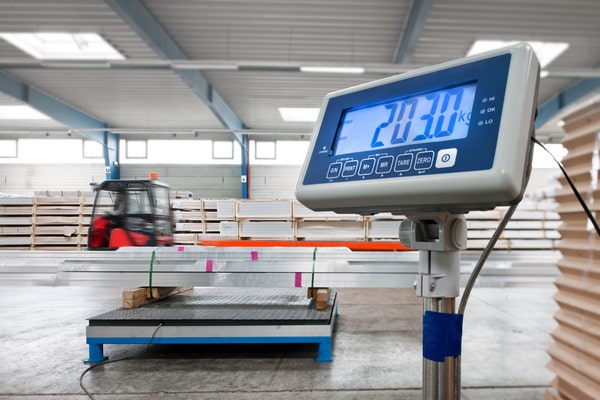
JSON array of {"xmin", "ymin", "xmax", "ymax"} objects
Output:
[{"xmin": 295, "ymin": 43, "xmax": 539, "ymax": 215}]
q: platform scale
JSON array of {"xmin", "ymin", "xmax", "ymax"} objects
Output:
[{"xmin": 86, "ymin": 287, "xmax": 337, "ymax": 363}]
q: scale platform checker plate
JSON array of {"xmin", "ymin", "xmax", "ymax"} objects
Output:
[{"xmin": 86, "ymin": 287, "xmax": 338, "ymax": 363}]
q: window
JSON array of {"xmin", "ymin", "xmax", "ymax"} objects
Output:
[
  {"xmin": 255, "ymin": 141, "xmax": 276, "ymax": 159},
  {"xmin": 249, "ymin": 140, "xmax": 310, "ymax": 165},
  {"xmin": 0, "ymin": 140, "xmax": 17, "ymax": 157},
  {"xmin": 17, "ymin": 139, "xmax": 86, "ymax": 163},
  {"xmin": 126, "ymin": 140, "xmax": 147, "ymax": 159},
  {"xmin": 212, "ymin": 140, "xmax": 233, "ymax": 159},
  {"xmin": 83, "ymin": 140, "xmax": 103, "ymax": 159}
]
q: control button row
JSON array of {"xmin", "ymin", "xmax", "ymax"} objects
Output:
[{"xmin": 326, "ymin": 148, "xmax": 457, "ymax": 179}]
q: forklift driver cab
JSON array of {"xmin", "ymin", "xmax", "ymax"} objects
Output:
[{"xmin": 88, "ymin": 179, "xmax": 174, "ymax": 250}]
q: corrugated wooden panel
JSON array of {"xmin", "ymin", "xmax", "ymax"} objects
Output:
[{"xmin": 547, "ymin": 104, "xmax": 600, "ymax": 400}]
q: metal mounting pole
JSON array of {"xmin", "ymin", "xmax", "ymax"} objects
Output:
[{"xmin": 400, "ymin": 213, "xmax": 467, "ymax": 400}]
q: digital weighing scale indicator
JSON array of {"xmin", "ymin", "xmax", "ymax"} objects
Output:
[{"xmin": 296, "ymin": 42, "xmax": 540, "ymax": 215}]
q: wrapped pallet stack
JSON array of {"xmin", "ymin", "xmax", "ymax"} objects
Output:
[{"xmin": 546, "ymin": 104, "xmax": 600, "ymax": 400}]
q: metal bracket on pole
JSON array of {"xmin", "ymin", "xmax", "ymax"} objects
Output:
[{"xmin": 400, "ymin": 213, "xmax": 467, "ymax": 400}]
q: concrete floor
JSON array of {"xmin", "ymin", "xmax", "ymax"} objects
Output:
[{"xmin": 0, "ymin": 285, "xmax": 557, "ymax": 400}]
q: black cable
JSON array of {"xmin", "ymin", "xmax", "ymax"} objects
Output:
[
  {"xmin": 531, "ymin": 136, "xmax": 600, "ymax": 237},
  {"xmin": 458, "ymin": 202, "xmax": 518, "ymax": 315},
  {"xmin": 79, "ymin": 321, "xmax": 165, "ymax": 400},
  {"xmin": 459, "ymin": 135, "xmax": 600, "ymax": 316}
]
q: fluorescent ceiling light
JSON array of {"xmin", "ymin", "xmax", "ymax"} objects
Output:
[
  {"xmin": 467, "ymin": 40, "xmax": 569, "ymax": 68},
  {"xmin": 301, "ymin": 66, "xmax": 365, "ymax": 74},
  {"xmin": 0, "ymin": 105, "xmax": 50, "ymax": 120},
  {"xmin": 279, "ymin": 107, "xmax": 320, "ymax": 122},
  {"xmin": 0, "ymin": 32, "xmax": 125, "ymax": 60}
]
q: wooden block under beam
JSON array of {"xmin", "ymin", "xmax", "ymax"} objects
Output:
[
  {"xmin": 316, "ymin": 288, "xmax": 330, "ymax": 310},
  {"xmin": 307, "ymin": 287, "xmax": 330, "ymax": 311},
  {"xmin": 122, "ymin": 286, "xmax": 193, "ymax": 309}
]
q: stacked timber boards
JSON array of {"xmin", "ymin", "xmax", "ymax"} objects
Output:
[
  {"xmin": 1, "ymin": 194, "xmax": 560, "ymax": 251},
  {"xmin": 0, "ymin": 192, "xmax": 92, "ymax": 250},
  {"xmin": 173, "ymin": 198, "xmax": 560, "ymax": 250}
]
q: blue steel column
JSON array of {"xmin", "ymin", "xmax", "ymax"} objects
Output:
[
  {"xmin": 104, "ymin": 131, "xmax": 120, "ymax": 180},
  {"xmin": 240, "ymin": 134, "xmax": 249, "ymax": 199}
]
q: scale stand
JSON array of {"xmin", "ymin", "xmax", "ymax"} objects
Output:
[{"xmin": 400, "ymin": 213, "xmax": 468, "ymax": 400}]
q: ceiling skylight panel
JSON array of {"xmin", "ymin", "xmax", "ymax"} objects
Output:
[{"xmin": 0, "ymin": 33, "xmax": 125, "ymax": 60}]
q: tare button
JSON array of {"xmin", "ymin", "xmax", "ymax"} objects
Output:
[{"xmin": 394, "ymin": 153, "xmax": 413, "ymax": 172}]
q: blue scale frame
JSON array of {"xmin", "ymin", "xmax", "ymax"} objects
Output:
[
  {"xmin": 303, "ymin": 54, "xmax": 511, "ymax": 186},
  {"xmin": 86, "ymin": 335, "xmax": 334, "ymax": 363}
]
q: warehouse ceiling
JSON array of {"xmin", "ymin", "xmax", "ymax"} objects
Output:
[{"xmin": 0, "ymin": 0, "xmax": 599, "ymax": 142}]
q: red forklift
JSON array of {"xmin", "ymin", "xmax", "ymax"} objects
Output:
[{"xmin": 88, "ymin": 179, "xmax": 174, "ymax": 249}]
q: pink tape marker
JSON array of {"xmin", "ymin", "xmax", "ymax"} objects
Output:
[
  {"xmin": 177, "ymin": 246, "xmax": 184, "ymax": 252},
  {"xmin": 206, "ymin": 259, "xmax": 213, "ymax": 273},
  {"xmin": 295, "ymin": 272, "xmax": 302, "ymax": 288},
  {"xmin": 251, "ymin": 251, "xmax": 259, "ymax": 261}
]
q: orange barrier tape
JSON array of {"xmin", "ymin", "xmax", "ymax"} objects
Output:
[{"xmin": 198, "ymin": 240, "xmax": 412, "ymax": 251}]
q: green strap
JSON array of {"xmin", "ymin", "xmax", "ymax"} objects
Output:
[
  {"xmin": 148, "ymin": 249, "xmax": 156, "ymax": 297},
  {"xmin": 311, "ymin": 247, "xmax": 317, "ymax": 289}
]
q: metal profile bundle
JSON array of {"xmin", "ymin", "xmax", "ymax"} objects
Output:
[
  {"xmin": 55, "ymin": 246, "xmax": 420, "ymax": 288},
  {"xmin": 0, "ymin": 247, "xmax": 560, "ymax": 288}
]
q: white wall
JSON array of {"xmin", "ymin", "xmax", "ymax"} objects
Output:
[
  {"xmin": 0, "ymin": 163, "xmax": 106, "ymax": 195},
  {"xmin": 122, "ymin": 164, "xmax": 242, "ymax": 199},
  {"xmin": 0, "ymin": 163, "xmax": 243, "ymax": 198},
  {"xmin": 248, "ymin": 165, "xmax": 301, "ymax": 199}
]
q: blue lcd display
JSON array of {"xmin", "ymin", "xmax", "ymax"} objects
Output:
[{"xmin": 334, "ymin": 83, "xmax": 477, "ymax": 156}]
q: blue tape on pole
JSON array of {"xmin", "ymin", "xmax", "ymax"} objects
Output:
[{"xmin": 423, "ymin": 311, "xmax": 464, "ymax": 362}]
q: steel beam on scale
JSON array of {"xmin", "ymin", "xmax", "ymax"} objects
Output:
[{"xmin": 0, "ymin": 247, "xmax": 559, "ymax": 287}]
